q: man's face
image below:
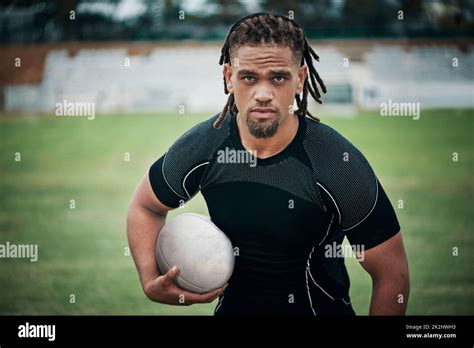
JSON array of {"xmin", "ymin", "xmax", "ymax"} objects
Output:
[{"xmin": 224, "ymin": 44, "xmax": 307, "ymax": 138}]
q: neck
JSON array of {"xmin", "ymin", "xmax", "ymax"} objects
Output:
[{"xmin": 236, "ymin": 113, "xmax": 299, "ymax": 159}]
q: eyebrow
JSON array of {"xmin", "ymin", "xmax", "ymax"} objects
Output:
[
  {"xmin": 269, "ymin": 69, "xmax": 292, "ymax": 78},
  {"xmin": 237, "ymin": 69, "xmax": 293, "ymax": 78},
  {"xmin": 237, "ymin": 69, "xmax": 257, "ymax": 77}
]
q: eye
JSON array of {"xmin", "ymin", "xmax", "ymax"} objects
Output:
[
  {"xmin": 242, "ymin": 76, "xmax": 256, "ymax": 82},
  {"xmin": 273, "ymin": 76, "xmax": 287, "ymax": 83}
]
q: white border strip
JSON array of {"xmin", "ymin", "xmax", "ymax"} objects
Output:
[
  {"xmin": 182, "ymin": 162, "xmax": 209, "ymax": 198},
  {"xmin": 305, "ymin": 268, "xmax": 317, "ymax": 316},
  {"xmin": 343, "ymin": 176, "xmax": 379, "ymax": 231},
  {"xmin": 341, "ymin": 298, "xmax": 351, "ymax": 306},
  {"xmin": 214, "ymin": 295, "xmax": 224, "ymax": 314},
  {"xmin": 317, "ymin": 176, "xmax": 380, "ymax": 232},
  {"xmin": 307, "ymin": 266, "xmax": 335, "ymax": 301},
  {"xmin": 316, "ymin": 182, "xmax": 341, "ymax": 225},
  {"xmin": 162, "ymin": 152, "xmax": 188, "ymax": 199},
  {"xmin": 318, "ymin": 214, "xmax": 334, "ymax": 246}
]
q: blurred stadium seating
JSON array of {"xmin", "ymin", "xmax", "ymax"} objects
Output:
[{"xmin": 3, "ymin": 41, "xmax": 473, "ymax": 113}]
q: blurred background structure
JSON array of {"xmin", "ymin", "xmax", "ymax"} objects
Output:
[
  {"xmin": 0, "ymin": 0, "xmax": 473, "ymax": 316},
  {"xmin": 1, "ymin": 0, "xmax": 474, "ymax": 113}
]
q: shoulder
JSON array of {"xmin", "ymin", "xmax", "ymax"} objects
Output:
[
  {"xmin": 304, "ymin": 117, "xmax": 360, "ymax": 154},
  {"xmin": 169, "ymin": 113, "xmax": 230, "ymax": 153},
  {"xmin": 303, "ymin": 118, "xmax": 372, "ymax": 175},
  {"xmin": 165, "ymin": 112, "xmax": 231, "ymax": 178},
  {"xmin": 165, "ymin": 113, "xmax": 231, "ymax": 163},
  {"xmin": 149, "ymin": 113, "xmax": 231, "ymax": 206},
  {"xmin": 302, "ymin": 118, "xmax": 378, "ymax": 230}
]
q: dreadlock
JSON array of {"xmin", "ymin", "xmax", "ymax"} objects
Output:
[{"xmin": 214, "ymin": 12, "xmax": 327, "ymax": 129}]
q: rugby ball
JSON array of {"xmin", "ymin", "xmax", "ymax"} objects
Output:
[{"xmin": 155, "ymin": 213, "xmax": 234, "ymax": 294}]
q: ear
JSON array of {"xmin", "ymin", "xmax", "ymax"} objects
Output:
[
  {"xmin": 296, "ymin": 65, "xmax": 307, "ymax": 95},
  {"xmin": 223, "ymin": 63, "xmax": 234, "ymax": 93}
]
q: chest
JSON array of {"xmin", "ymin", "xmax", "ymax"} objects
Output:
[{"xmin": 202, "ymin": 181, "xmax": 331, "ymax": 255}]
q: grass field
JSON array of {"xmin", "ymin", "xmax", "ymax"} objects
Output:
[{"xmin": 0, "ymin": 109, "xmax": 473, "ymax": 315}]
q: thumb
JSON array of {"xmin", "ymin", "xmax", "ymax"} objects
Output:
[{"xmin": 162, "ymin": 265, "xmax": 180, "ymax": 284}]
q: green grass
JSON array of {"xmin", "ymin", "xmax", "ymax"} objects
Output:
[{"xmin": 0, "ymin": 109, "xmax": 473, "ymax": 315}]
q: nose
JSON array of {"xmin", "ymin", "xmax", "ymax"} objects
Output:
[{"xmin": 254, "ymin": 86, "xmax": 273, "ymax": 103}]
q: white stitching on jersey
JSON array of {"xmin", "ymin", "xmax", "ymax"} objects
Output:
[
  {"xmin": 343, "ymin": 176, "xmax": 379, "ymax": 232},
  {"xmin": 182, "ymin": 162, "xmax": 209, "ymax": 198},
  {"xmin": 318, "ymin": 214, "xmax": 334, "ymax": 246},
  {"xmin": 214, "ymin": 295, "xmax": 224, "ymax": 314},
  {"xmin": 342, "ymin": 298, "xmax": 351, "ymax": 305},
  {"xmin": 162, "ymin": 152, "xmax": 188, "ymax": 200},
  {"xmin": 304, "ymin": 211, "xmax": 334, "ymax": 317},
  {"xmin": 305, "ymin": 268, "xmax": 317, "ymax": 316},
  {"xmin": 307, "ymin": 265, "xmax": 335, "ymax": 301},
  {"xmin": 312, "ymin": 174, "xmax": 327, "ymax": 212},
  {"xmin": 307, "ymin": 212, "xmax": 336, "ymax": 302},
  {"xmin": 316, "ymin": 182, "xmax": 341, "ymax": 225}
]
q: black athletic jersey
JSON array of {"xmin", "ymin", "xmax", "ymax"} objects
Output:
[{"xmin": 149, "ymin": 113, "xmax": 400, "ymax": 316}]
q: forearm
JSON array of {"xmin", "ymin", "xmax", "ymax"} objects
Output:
[
  {"xmin": 369, "ymin": 275, "xmax": 409, "ymax": 315},
  {"xmin": 127, "ymin": 203, "xmax": 167, "ymax": 289}
]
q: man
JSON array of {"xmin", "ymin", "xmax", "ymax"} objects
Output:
[{"xmin": 127, "ymin": 12, "xmax": 409, "ymax": 316}]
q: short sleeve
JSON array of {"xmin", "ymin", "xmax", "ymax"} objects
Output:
[
  {"xmin": 344, "ymin": 178, "xmax": 400, "ymax": 250},
  {"xmin": 148, "ymin": 151, "xmax": 209, "ymax": 209},
  {"xmin": 148, "ymin": 154, "xmax": 201, "ymax": 208},
  {"xmin": 303, "ymin": 121, "xmax": 400, "ymax": 251},
  {"xmin": 148, "ymin": 114, "xmax": 229, "ymax": 208}
]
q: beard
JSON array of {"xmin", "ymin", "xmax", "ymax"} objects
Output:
[{"xmin": 245, "ymin": 111, "xmax": 282, "ymax": 139}]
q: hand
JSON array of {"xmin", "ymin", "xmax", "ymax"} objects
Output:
[{"xmin": 143, "ymin": 266, "xmax": 228, "ymax": 306}]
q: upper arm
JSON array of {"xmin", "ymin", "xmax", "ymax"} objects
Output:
[
  {"xmin": 129, "ymin": 172, "xmax": 174, "ymax": 216},
  {"xmin": 359, "ymin": 231, "xmax": 409, "ymax": 281}
]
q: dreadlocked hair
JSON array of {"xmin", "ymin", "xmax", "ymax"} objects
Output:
[{"xmin": 214, "ymin": 12, "xmax": 327, "ymax": 129}]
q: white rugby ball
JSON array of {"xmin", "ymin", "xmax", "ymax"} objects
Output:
[{"xmin": 156, "ymin": 213, "xmax": 234, "ymax": 294}]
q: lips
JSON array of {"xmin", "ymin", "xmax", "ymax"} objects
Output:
[{"xmin": 250, "ymin": 108, "xmax": 276, "ymax": 119}]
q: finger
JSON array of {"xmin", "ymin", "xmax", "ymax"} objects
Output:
[
  {"xmin": 161, "ymin": 265, "xmax": 180, "ymax": 285},
  {"xmin": 167, "ymin": 281, "xmax": 227, "ymax": 297},
  {"xmin": 206, "ymin": 290, "xmax": 223, "ymax": 303},
  {"xmin": 179, "ymin": 287, "xmax": 223, "ymax": 304},
  {"xmin": 166, "ymin": 281, "xmax": 229, "ymax": 305}
]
